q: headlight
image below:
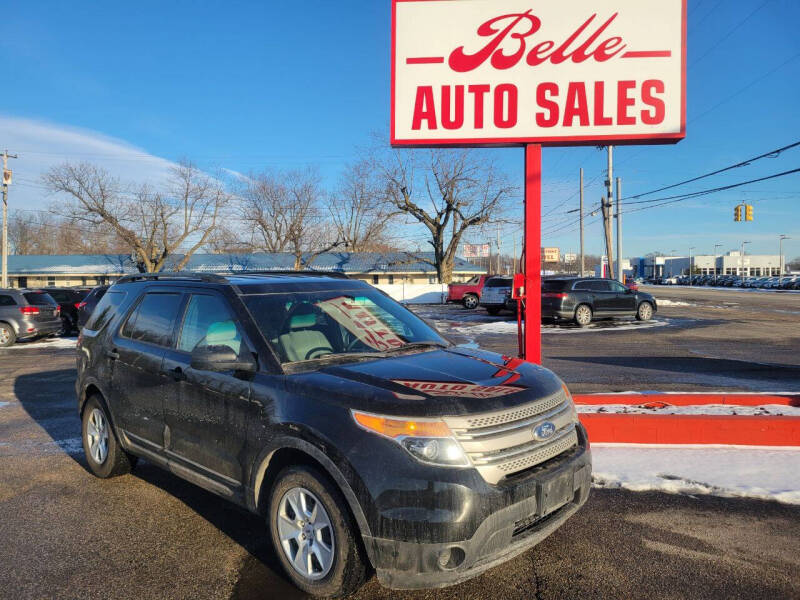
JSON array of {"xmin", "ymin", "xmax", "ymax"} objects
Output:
[
  {"xmin": 352, "ymin": 411, "xmax": 469, "ymax": 467},
  {"xmin": 561, "ymin": 382, "xmax": 579, "ymax": 423}
]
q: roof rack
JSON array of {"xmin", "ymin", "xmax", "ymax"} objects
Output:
[
  {"xmin": 115, "ymin": 272, "xmax": 228, "ymax": 285},
  {"xmin": 223, "ymin": 270, "xmax": 350, "ymax": 280}
]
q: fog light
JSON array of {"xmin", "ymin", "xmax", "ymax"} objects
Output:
[{"xmin": 438, "ymin": 546, "xmax": 466, "ymax": 570}]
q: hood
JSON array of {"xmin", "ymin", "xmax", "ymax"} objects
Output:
[{"xmin": 285, "ymin": 347, "xmax": 564, "ymax": 418}]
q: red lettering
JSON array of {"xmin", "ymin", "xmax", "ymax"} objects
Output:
[
  {"xmin": 595, "ymin": 36, "xmax": 626, "ymax": 61},
  {"xmin": 548, "ymin": 14, "xmax": 596, "ymax": 64},
  {"xmin": 641, "ymin": 79, "xmax": 666, "ymax": 125},
  {"xmin": 563, "ymin": 82, "xmax": 589, "ymax": 127},
  {"xmin": 593, "ymin": 82, "xmax": 613, "ymax": 126},
  {"xmin": 535, "ymin": 83, "xmax": 559, "ymax": 127},
  {"xmin": 494, "ymin": 84, "xmax": 518, "ymax": 128},
  {"xmin": 617, "ymin": 80, "xmax": 636, "ymax": 125},
  {"xmin": 442, "ymin": 85, "xmax": 465, "ymax": 130},
  {"xmin": 468, "ymin": 84, "xmax": 490, "ymax": 128},
  {"xmin": 412, "ymin": 86, "xmax": 437, "ymax": 130},
  {"xmin": 449, "ymin": 11, "xmax": 541, "ymax": 72},
  {"xmin": 526, "ymin": 40, "xmax": 555, "ymax": 66}
]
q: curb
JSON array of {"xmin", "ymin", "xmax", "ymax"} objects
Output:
[{"xmin": 572, "ymin": 393, "xmax": 800, "ymax": 446}]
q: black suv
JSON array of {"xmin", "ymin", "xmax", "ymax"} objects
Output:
[
  {"xmin": 44, "ymin": 287, "xmax": 92, "ymax": 333},
  {"xmin": 542, "ymin": 277, "xmax": 657, "ymax": 327},
  {"xmin": 76, "ymin": 272, "xmax": 590, "ymax": 597}
]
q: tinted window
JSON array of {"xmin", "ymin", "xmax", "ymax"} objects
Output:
[
  {"xmin": 23, "ymin": 292, "xmax": 57, "ymax": 306},
  {"xmin": 543, "ymin": 280, "xmax": 569, "ymax": 292},
  {"xmin": 178, "ymin": 294, "xmax": 242, "ymax": 354},
  {"xmin": 591, "ymin": 281, "xmax": 612, "ymax": 292},
  {"xmin": 85, "ymin": 291, "xmax": 127, "ymax": 331},
  {"xmin": 573, "ymin": 281, "xmax": 593, "ymax": 291},
  {"xmin": 0, "ymin": 294, "xmax": 16, "ymax": 306},
  {"xmin": 486, "ymin": 278, "xmax": 512, "ymax": 288},
  {"xmin": 47, "ymin": 290, "xmax": 70, "ymax": 302},
  {"xmin": 608, "ymin": 281, "xmax": 628, "ymax": 293},
  {"xmin": 122, "ymin": 293, "xmax": 182, "ymax": 347}
]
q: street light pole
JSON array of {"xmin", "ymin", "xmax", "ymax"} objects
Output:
[
  {"xmin": 741, "ymin": 241, "xmax": 751, "ymax": 280},
  {"xmin": 713, "ymin": 243, "xmax": 723, "ymax": 285},
  {"xmin": 779, "ymin": 235, "xmax": 790, "ymax": 285},
  {"xmin": 688, "ymin": 246, "xmax": 695, "ymax": 285}
]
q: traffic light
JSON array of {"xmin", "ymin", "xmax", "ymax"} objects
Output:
[
  {"xmin": 745, "ymin": 204, "xmax": 754, "ymax": 221},
  {"xmin": 734, "ymin": 205, "xmax": 742, "ymax": 222}
]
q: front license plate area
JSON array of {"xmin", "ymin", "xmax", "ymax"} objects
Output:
[{"xmin": 538, "ymin": 471, "xmax": 573, "ymax": 517}]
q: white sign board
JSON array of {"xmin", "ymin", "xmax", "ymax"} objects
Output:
[{"xmin": 392, "ymin": 0, "xmax": 686, "ymax": 147}]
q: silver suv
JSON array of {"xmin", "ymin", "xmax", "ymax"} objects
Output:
[{"xmin": 0, "ymin": 289, "xmax": 62, "ymax": 347}]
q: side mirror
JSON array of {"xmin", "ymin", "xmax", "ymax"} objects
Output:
[{"xmin": 190, "ymin": 345, "xmax": 256, "ymax": 373}]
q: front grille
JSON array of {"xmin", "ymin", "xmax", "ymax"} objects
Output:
[{"xmin": 444, "ymin": 391, "xmax": 579, "ymax": 485}]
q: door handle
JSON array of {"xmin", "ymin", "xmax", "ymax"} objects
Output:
[
  {"xmin": 106, "ymin": 349, "xmax": 120, "ymax": 360},
  {"xmin": 170, "ymin": 367, "xmax": 185, "ymax": 382}
]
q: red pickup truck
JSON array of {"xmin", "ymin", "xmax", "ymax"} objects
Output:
[{"xmin": 447, "ymin": 274, "xmax": 494, "ymax": 309}]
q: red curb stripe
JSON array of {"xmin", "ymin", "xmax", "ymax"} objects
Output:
[
  {"xmin": 579, "ymin": 414, "xmax": 800, "ymax": 446},
  {"xmin": 574, "ymin": 393, "xmax": 800, "ymax": 407}
]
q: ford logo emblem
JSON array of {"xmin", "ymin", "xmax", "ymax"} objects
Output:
[{"xmin": 533, "ymin": 422, "xmax": 556, "ymax": 441}]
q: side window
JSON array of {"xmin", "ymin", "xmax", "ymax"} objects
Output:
[
  {"xmin": 48, "ymin": 290, "xmax": 68, "ymax": 302},
  {"xmin": 178, "ymin": 294, "xmax": 243, "ymax": 355},
  {"xmin": 0, "ymin": 294, "xmax": 16, "ymax": 306},
  {"xmin": 573, "ymin": 281, "xmax": 591, "ymax": 291},
  {"xmin": 590, "ymin": 281, "xmax": 611, "ymax": 292},
  {"xmin": 121, "ymin": 293, "xmax": 183, "ymax": 347},
  {"xmin": 609, "ymin": 281, "xmax": 627, "ymax": 293},
  {"xmin": 85, "ymin": 291, "xmax": 127, "ymax": 332}
]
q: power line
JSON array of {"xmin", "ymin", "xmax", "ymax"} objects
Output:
[
  {"xmin": 626, "ymin": 140, "xmax": 800, "ymax": 201},
  {"xmin": 689, "ymin": 0, "xmax": 772, "ymax": 69}
]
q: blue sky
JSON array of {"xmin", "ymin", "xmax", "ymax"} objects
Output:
[{"xmin": 1, "ymin": 0, "xmax": 799, "ymax": 259}]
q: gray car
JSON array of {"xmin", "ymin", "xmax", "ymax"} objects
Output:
[{"xmin": 0, "ymin": 289, "xmax": 62, "ymax": 347}]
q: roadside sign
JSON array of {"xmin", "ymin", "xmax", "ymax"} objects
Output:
[
  {"xmin": 391, "ymin": 0, "xmax": 686, "ymax": 147},
  {"xmin": 463, "ymin": 243, "xmax": 490, "ymax": 258}
]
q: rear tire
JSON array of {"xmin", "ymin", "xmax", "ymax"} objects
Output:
[
  {"xmin": 0, "ymin": 323, "xmax": 16, "ymax": 347},
  {"xmin": 268, "ymin": 465, "xmax": 368, "ymax": 598},
  {"xmin": 462, "ymin": 294, "xmax": 479, "ymax": 309},
  {"xmin": 81, "ymin": 396, "xmax": 136, "ymax": 478},
  {"xmin": 574, "ymin": 304, "xmax": 593, "ymax": 327},
  {"xmin": 636, "ymin": 301, "xmax": 654, "ymax": 321}
]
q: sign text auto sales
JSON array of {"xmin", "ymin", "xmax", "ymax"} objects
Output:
[{"xmin": 391, "ymin": 0, "xmax": 686, "ymax": 146}]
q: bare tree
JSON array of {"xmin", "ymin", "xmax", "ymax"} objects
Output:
[
  {"xmin": 328, "ymin": 160, "xmax": 395, "ymax": 252},
  {"xmin": 239, "ymin": 168, "xmax": 343, "ymax": 270},
  {"xmin": 9, "ymin": 212, "xmax": 127, "ymax": 255},
  {"xmin": 43, "ymin": 161, "xmax": 227, "ymax": 272},
  {"xmin": 375, "ymin": 147, "xmax": 514, "ymax": 283}
]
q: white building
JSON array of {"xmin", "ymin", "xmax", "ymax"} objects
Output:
[{"xmin": 662, "ymin": 251, "xmax": 784, "ymax": 277}]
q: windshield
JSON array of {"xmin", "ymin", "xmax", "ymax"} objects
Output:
[
  {"xmin": 486, "ymin": 278, "xmax": 512, "ymax": 288},
  {"xmin": 243, "ymin": 287, "xmax": 448, "ymax": 365}
]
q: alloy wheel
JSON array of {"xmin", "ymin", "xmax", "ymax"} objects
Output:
[
  {"xmin": 277, "ymin": 487, "xmax": 335, "ymax": 580},
  {"xmin": 86, "ymin": 408, "xmax": 109, "ymax": 464},
  {"xmin": 639, "ymin": 303, "xmax": 653, "ymax": 320},
  {"xmin": 576, "ymin": 306, "xmax": 592, "ymax": 326},
  {"xmin": 0, "ymin": 327, "xmax": 10, "ymax": 345}
]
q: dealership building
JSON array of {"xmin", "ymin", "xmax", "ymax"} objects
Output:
[
  {"xmin": 632, "ymin": 251, "xmax": 786, "ymax": 279},
  {"xmin": 2, "ymin": 252, "xmax": 484, "ymax": 289}
]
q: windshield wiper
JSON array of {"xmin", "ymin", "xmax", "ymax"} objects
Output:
[{"xmin": 384, "ymin": 341, "xmax": 449, "ymax": 354}]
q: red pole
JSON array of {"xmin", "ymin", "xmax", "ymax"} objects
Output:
[{"xmin": 524, "ymin": 144, "xmax": 542, "ymax": 364}]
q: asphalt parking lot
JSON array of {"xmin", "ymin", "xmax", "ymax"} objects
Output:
[{"xmin": 1, "ymin": 286, "xmax": 799, "ymax": 599}]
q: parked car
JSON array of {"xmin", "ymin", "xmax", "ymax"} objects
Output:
[
  {"xmin": 77, "ymin": 285, "xmax": 110, "ymax": 329},
  {"xmin": 541, "ymin": 277, "xmax": 657, "ymax": 327},
  {"xmin": 75, "ymin": 272, "xmax": 591, "ymax": 597},
  {"xmin": 44, "ymin": 287, "xmax": 92, "ymax": 334},
  {"xmin": 446, "ymin": 274, "xmax": 495, "ymax": 309},
  {"xmin": 0, "ymin": 289, "xmax": 62, "ymax": 347},
  {"xmin": 479, "ymin": 276, "xmax": 515, "ymax": 315}
]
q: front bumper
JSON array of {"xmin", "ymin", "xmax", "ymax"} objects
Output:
[{"xmin": 364, "ymin": 443, "xmax": 591, "ymax": 590}]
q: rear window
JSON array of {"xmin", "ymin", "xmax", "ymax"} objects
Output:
[
  {"xmin": 121, "ymin": 292, "xmax": 183, "ymax": 347},
  {"xmin": 23, "ymin": 292, "xmax": 57, "ymax": 306},
  {"xmin": 542, "ymin": 280, "xmax": 569, "ymax": 292},
  {"xmin": 46, "ymin": 290, "xmax": 71, "ymax": 302},
  {"xmin": 85, "ymin": 291, "xmax": 127, "ymax": 332},
  {"xmin": 486, "ymin": 278, "xmax": 512, "ymax": 288},
  {"xmin": 0, "ymin": 294, "xmax": 17, "ymax": 306}
]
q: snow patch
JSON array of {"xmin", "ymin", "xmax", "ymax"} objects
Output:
[
  {"xmin": 452, "ymin": 318, "xmax": 671, "ymax": 336},
  {"xmin": 657, "ymin": 299, "xmax": 692, "ymax": 307},
  {"xmin": 0, "ymin": 437, "xmax": 83, "ymax": 456},
  {"xmin": 591, "ymin": 445, "xmax": 800, "ymax": 505},
  {"xmin": 0, "ymin": 337, "xmax": 77, "ymax": 351},
  {"xmin": 0, "ymin": 401, "xmax": 9, "ymax": 409}
]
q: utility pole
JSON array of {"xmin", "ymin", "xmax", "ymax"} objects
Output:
[
  {"xmin": 513, "ymin": 237, "xmax": 517, "ymax": 275},
  {"xmin": 779, "ymin": 235, "xmax": 790, "ymax": 285},
  {"xmin": 605, "ymin": 146, "xmax": 615, "ymax": 279},
  {"xmin": 496, "ymin": 224, "xmax": 502, "ymax": 274},
  {"xmin": 2, "ymin": 150, "xmax": 18, "ymax": 288},
  {"xmin": 688, "ymin": 246, "xmax": 695, "ymax": 284},
  {"xmin": 601, "ymin": 195, "xmax": 615, "ymax": 280},
  {"xmin": 740, "ymin": 241, "xmax": 751, "ymax": 279},
  {"xmin": 579, "ymin": 168, "xmax": 585, "ymax": 277},
  {"xmin": 615, "ymin": 176, "xmax": 623, "ymax": 283}
]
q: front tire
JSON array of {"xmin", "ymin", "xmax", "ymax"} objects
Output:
[
  {"xmin": 462, "ymin": 294, "xmax": 479, "ymax": 309},
  {"xmin": 269, "ymin": 465, "xmax": 367, "ymax": 598},
  {"xmin": 574, "ymin": 304, "xmax": 593, "ymax": 327},
  {"xmin": 81, "ymin": 396, "xmax": 136, "ymax": 478},
  {"xmin": 636, "ymin": 301, "xmax": 654, "ymax": 321},
  {"xmin": 0, "ymin": 323, "xmax": 16, "ymax": 347}
]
